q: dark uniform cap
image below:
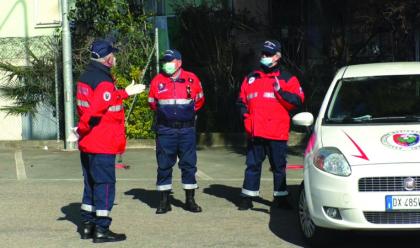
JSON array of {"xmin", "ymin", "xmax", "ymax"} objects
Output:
[
  {"xmin": 261, "ymin": 40, "xmax": 281, "ymax": 56},
  {"xmin": 90, "ymin": 39, "xmax": 119, "ymax": 59},
  {"xmin": 162, "ymin": 49, "xmax": 182, "ymax": 62}
]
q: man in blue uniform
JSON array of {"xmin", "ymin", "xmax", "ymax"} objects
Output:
[
  {"xmin": 148, "ymin": 49, "xmax": 205, "ymax": 214},
  {"xmin": 76, "ymin": 39, "xmax": 145, "ymax": 242}
]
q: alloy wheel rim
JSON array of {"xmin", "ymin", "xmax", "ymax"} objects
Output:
[{"xmin": 298, "ymin": 188, "xmax": 316, "ymax": 238}]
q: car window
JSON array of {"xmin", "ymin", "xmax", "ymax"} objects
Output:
[{"xmin": 325, "ymin": 75, "xmax": 420, "ymax": 124}]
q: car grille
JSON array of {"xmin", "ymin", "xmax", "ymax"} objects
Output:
[
  {"xmin": 359, "ymin": 177, "xmax": 420, "ymax": 192},
  {"xmin": 364, "ymin": 212, "xmax": 420, "ymax": 224}
]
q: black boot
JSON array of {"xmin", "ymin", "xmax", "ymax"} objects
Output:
[
  {"xmin": 80, "ymin": 221, "xmax": 94, "ymax": 239},
  {"xmin": 93, "ymin": 228, "xmax": 126, "ymax": 243},
  {"xmin": 238, "ymin": 197, "xmax": 253, "ymax": 210},
  {"xmin": 185, "ymin": 189, "xmax": 202, "ymax": 212},
  {"xmin": 156, "ymin": 190, "xmax": 172, "ymax": 214},
  {"xmin": 274, "ymin": 196, "xmax": 293, "ymax": 210}
]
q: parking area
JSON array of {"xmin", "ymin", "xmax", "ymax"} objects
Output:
[{"xmin": 0, "ymin": 146, "xmax": 419, "ymax": 247}]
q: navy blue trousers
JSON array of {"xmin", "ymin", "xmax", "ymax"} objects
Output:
[
  {"xmin": 80, "ymin": 152, "xmax": 116, "ymax": 231},
  {"xmin": 155, "ymin": 126, "xmax": 198, "ymax": 191},
  {"xmin": 241, "ymin": 138, "xmax": 288, "ymax": 197}
]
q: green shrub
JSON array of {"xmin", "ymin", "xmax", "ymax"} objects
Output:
[{"xmin": 70, "ymin": 0, "xmax": 156, "ymax": 138}]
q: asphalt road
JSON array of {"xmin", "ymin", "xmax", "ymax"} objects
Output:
[{"xmin": 0, "ymin": 146, "xmax": 419, "ymax": 247}]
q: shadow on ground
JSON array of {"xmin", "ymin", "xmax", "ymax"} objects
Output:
[
  {"xmin": 57, "ymin": 202, "xmax": 82, "ymax": 237},
  {"xmin": 203, "ymin": 184, "xmax": 307, "ymax": 247},
  {"xmin": 322, "ymin": 230, "xmax": 420, "ymax": 248},
  {"xmin": 267, "ymin": 185, "xmax": 307, "ymax": 247},
  {"xmin": 124, "ymin": 188, "xmax": 184, "ymax": 209}
]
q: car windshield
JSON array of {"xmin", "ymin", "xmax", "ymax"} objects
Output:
[{"xmin": 324, "ymin": 75, "xmax": 420, "ymax": 124}]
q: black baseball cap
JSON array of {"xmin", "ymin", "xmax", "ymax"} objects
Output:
[
  {"xmin": 261, "ymin": 40, "xmax": 281, "ymax": 55},
  {"xmin": 162, "ymin": 49, "xmax": 182, "ymax": 62},
  {"xmin": 89, "ymin": 39, "xmax": 119, "ymax": 59}
]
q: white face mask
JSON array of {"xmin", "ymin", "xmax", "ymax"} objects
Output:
[
  {"xmin": 163, "ymin": 62, "xmax": 177, "ymax": 75},
  {"xmin": 260, "ymin": 57, "xmax": 273, "ymax": 67}
]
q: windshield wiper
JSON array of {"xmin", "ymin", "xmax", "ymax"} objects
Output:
[
  {"xmin": 352, "ymin": 115, "xmax": 372, "ymax": 122},
  {"xmin": 354, "ymin": 115, "xmax": 420, "ymax": 123},
  {"xmin": 325, "ymin": 115, "xmax": 420, "ymax": 124},
  {"xmin": 324, "ymin": 116, "xmax": 363, "ymax": 124}
]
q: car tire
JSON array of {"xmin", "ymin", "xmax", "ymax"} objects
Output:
[{"xmin": 298, "ymin": 182, "xmax": 330, "ymax": 247}]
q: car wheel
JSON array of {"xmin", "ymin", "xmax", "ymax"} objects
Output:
[{"xmin": 298, "ymin": 182, "xmax": 329, "ymax": 246}]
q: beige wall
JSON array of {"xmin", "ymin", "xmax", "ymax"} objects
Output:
[
  {"xmin": 0, "ymin": 1, "xmax": 61, "ymax": 140},
  {"xmin": 0, "ymin": 0, "xmax": 61, "ymax": 38},
  {"xmin": 0, "ymin": 105, "xmax": 23, "ymax": 140},
  {"xmin": 0, "ymin": 70, "xmax": 23, "ymax": 140}
]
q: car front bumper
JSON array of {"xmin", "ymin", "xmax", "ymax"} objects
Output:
[{"xmin": 305, "ymin": 162, "xmax": 420, "ymax": 230}]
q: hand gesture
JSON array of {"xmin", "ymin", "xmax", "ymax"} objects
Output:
[{"xmin": 125, "ymin": 80, "xmax": 146, "ymax": 96}]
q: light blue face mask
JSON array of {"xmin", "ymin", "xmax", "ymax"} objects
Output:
[
  {"xmin": 260, "ymin": 57, "xmax": 273, "ymax": 67},
  {"xmin": 162, "ymin": 62, "xmax": 177, "ymax": 75}
]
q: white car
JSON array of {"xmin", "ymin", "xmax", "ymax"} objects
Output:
[{"xmin": 293, "ymin": 62, "xmax": 420, "ymax": 245}]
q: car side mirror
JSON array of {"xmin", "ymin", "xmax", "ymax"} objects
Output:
[{"xmin": 292, "ymin": 112, "xmax": 314, "ymax": 127}]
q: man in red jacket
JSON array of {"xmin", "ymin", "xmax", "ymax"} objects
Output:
[
  {"xmin": 237, "ymin": 40, "xmax": 304, "ymax": 210},
  {"xmin": 148, "ymin": 49, "xmax": 205, "ymax": 214},
  {"xmin": 75, "ymin": 39, "xmax": 145, "ymax": 243}
]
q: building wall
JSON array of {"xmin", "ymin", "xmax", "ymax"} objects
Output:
[
  {"xmin": 0, "ymin": 0, "xmax": 61, "ymax": 140},
  {"xmin": 0, "ymin": 71, "xmax": 22, "ymax": 140},
  {"xmin": 0, "ymin": 0, "xmax": 61, "ymax": 38}
]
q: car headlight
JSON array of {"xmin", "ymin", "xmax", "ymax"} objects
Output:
[{"xmin": 313, "ymin": 147, "xmax": 351, "ymax": 176}]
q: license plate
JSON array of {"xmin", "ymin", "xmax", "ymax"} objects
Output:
[{"xmin": 385, "ymin": 195, "xmax": 420, "ymax": 211}]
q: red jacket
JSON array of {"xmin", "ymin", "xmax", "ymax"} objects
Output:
[
  {"xmin": 237, "ymin": 68, "xmax": 304, "ymax": 140},
  {"xmin": 76, "ymin": 61, "xmax": 129, "ymax": 154},
  {"xmin": 148, "ymin": 69, "xmax": 204, "ymax": 127}
]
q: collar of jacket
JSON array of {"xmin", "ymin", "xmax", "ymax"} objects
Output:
[
  {"xmin": 162, "ymin": 68, "xmax": 185, "ymax": 82},
  {"xmin": 258, "ymin": 68, "xmax": 281, "ymax": 78},
  {"xmin": 89, "ymin": 60, "xmax": 112, "ymax": 78},
  {"xmin": 260, "ymin": 63, "xmax": 280, "ymax": 74}
]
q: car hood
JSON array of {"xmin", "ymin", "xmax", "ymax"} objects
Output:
[{"xmin": 320, "ymin": 125, "xmax": 420, "ymax": 165}]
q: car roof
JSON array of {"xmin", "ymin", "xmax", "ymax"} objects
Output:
[{"xmin": 341, "ymin": 62, "xmax": 420, "ymax": 78}]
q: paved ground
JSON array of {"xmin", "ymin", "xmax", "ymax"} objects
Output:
[{"xmin": 1, "ymin": 146, "xmax": 420, "ymax": 247}]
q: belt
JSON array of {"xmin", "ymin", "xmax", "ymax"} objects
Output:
[{"xmin": 158, "ymin": 120, "xmax": 195, "ymax": 129}]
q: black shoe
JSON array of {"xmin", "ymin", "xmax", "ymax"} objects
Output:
[
  {"xmin": 80, "ymin": 221, "xmax": 94, "ymax": 239},
  {"xmin": 274, "ymin": 196, "xmax": 293, "ymax": 210},
  {"xmin": 156, "ymin": 190, "xmax": 172, "ymax": 214},
  {"xmin": 185, "ymin": 189, "xmax": 202, "ymax": 213},
  {"xmin": 238, "ymin": 197, "xmax": 253, "ymax": 210},
  {"xmin": 93, "ymin": 229, "xmax": 126, "ymax": 243}
]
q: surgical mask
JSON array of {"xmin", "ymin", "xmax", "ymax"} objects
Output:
[
  {"xmin": 162, "ymin": 62, "xmax": 177, "ymax": 75},
  {"xmin": 260, "ymin": 57, "xmax": 273, "ymax": 67}
]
